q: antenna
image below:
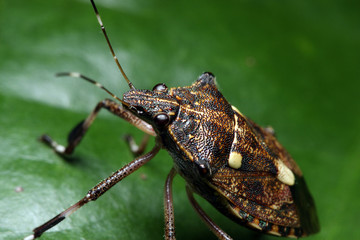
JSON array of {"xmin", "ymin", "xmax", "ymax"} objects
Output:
[
  {"xmin": 90, "ymin": 0, "xmax": 135, "ymax": 89},
  {"xmin": 56, "ymin": 72, "xmax": 129, "ymax": 106}
]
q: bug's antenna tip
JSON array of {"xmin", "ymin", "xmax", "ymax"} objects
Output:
[
  {"xmin": 24, "ymin": 234, "xmax": 35, "ymax": 240},
  {"xmin": 56, "ymin": 72, "xmax": 81, "ymax": 78}
]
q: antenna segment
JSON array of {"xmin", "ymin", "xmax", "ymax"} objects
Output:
[{"xmin": 90, "ymin": 0, "xmax": 135, "ymax": 89}]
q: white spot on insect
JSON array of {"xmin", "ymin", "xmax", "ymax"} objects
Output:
[
  {"xmin": 63, "ymin": 202, "xmax": 81, "ymax": 218},
  {"xmin": 96, "ymin": 14, "xmax": 104, "ymax": 27},
  {"xmin": 276, "ymin": 160, "xmax": 295, "ymax": 186},
  {"xmin": 55, "ymin": 145, "xmax": 66, "ymax": 153},
  {"xmin": 69, "ymin": 72, "xmax": 81, "ymax": 78},
  {"xmin": 232, "ymin": 109, "xmax": 239, "ymax": 144},
  {"xmin": 95, "ymin": 82, "xmax": 103, "ymax": 88},
  {"xmin": 23, "ymin": 234, "xmax": 35, "ymax": 240},
  {"xmin": 231, "ymin": 105, "xmax": 244, "ymax": 117},
  {"xmin": 228, "ymin": 107, "xmax": 243, "ymax": 169},
  {"xmin": 228, "ymin": 152, "xmax": 242, "ymax": 169}
]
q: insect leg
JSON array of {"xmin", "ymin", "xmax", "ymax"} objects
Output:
[
  {"xmin": 40, "ymin": 98, "xmax": 155, "ymax": 155},
  {"xmin": 24, "ymin": 143, "xmax": 161, "ymax": 240},
  {"xmin": 164, "ymin": 168, "xmax": 177, "ymax": 240},
  {"xmin": 124, "ymin": 134, "xmax": 151, "ymax": 156},
  {"xmin": 185, "ymin": 186, "xmax": 233, "ymax": 240}
]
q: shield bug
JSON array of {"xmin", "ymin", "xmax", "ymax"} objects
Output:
[{"xmin": 24, "ymin": 0, "xmax": 320, "ymax": 239}]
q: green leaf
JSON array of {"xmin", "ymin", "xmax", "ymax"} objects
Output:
[{"xmin": 1, "ymin": 0, "xmax": 359, "ymax": 240}]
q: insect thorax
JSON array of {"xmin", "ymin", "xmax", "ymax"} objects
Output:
[{"xmin": 160, "ymin": 73, "xmax": 235, "ymax": 186}]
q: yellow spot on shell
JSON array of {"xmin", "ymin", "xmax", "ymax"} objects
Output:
[
  {"xmin": 248, "ymin": 221, "xmax": 262, "ymax": 230},
  {"xmin": 268, "ymin": 230, "xmax": 282, "ymax": 237},
  {"xmin": 231, "ymin": 105, "xmax": 244, "ymax": 117},
  {"xmin": 276, "ymin": 160, "xmax": 295, "ymax": 186},
  {"xmin": 228, "ymin": 152, "xmax": 242, "ymax": 169}
]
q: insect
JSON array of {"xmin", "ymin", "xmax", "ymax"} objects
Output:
[{"xmin": 24, "ymin": 0, "xmax": 320, "ymax": 239}]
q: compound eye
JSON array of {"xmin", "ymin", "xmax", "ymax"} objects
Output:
[
  {"xmin": 154, "ymin": 113, "xmax": 170, "ymax": 127},
  {"xmin": 152, "ymin": 83, "xmax": 168, "ymax": 92}
]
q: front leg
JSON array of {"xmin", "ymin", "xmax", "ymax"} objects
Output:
[
  {"xmin": 41, "ymin": 98, "xmax": 155, "ymax": 155},
  {"xmin": 25, "ymin": 143, "xmax": 161, "ymax": 240},
  {"xmin": 164, "ymin": 168, "xmax": 177, "ymax": 240}
]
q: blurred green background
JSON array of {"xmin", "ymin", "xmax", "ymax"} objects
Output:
[{"xmin": 0, "ymin": 0, "xmax": 359, "ymax": 239}]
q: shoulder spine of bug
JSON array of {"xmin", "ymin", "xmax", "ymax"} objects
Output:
[{"xmin": 24, "ymin": 0, "xmax": 320, "ymax": 239}]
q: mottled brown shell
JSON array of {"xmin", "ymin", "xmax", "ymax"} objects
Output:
[
  {"xmin": 124, "ymin": 72, "xmax": 319, "ymax": 237},
  {"xmin": 160, "ymin": 73, "xmax": 319, "ymax": 237}
]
